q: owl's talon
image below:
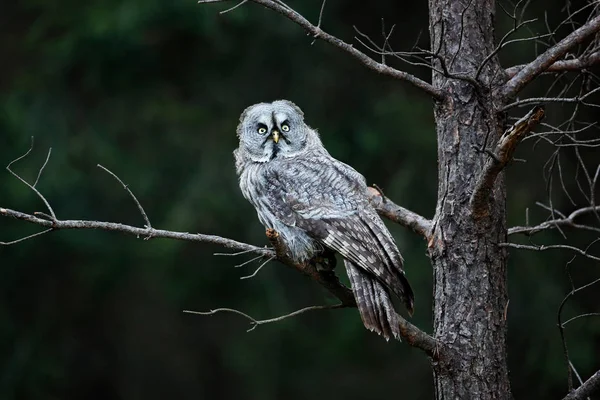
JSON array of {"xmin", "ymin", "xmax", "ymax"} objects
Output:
[{"xmin": 265, "ymin": 228, "xmax": 279, "ymax": 239}]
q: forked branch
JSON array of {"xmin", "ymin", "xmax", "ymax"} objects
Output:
[
  {"xmin": 471, "ymin": 106, "xmax": 545, "ymax": 217},
  {"xmin": 183, "ymin": 304, "xmax": 346, "ymax": 332},
  {"xmin": 501, "ymin": 14, "xmax": 600, "ymax": 99},
  {"xmin": 198, "ymin": 0, "xmax": 445, "ymax": 100},
  {"xmin": 509, "ymin": 205, "xmax": 600, "ymax": 236},
  {"xmin": 505, "ymin": 51, "xmax": 600, "ymax": 78}
]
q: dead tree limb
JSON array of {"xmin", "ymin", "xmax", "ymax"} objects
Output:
[
  {"xmin": 506, "ymin": 51, "xmax": 600, "ymax": 78},
  {"xmin": 198, "ymin": 0, "xmax": 445, "ymax": 100},
  {"xmin": 367, "ymin": 187, "xmax": 432, "ymax": 239},
  {"xmin": 501, "ymin": 14, "xmax": 600, "ymax": 99},
  {"xmin": 470, "ymin": 106, "xmax": 545, "ymax": 218}
]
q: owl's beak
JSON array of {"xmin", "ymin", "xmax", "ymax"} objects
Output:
[{"xmin": 271, "ymin": 130, "xmax": 280, "ymax": 144}]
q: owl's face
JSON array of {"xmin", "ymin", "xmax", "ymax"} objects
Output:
[{"xmin": 236, "ymin": 100, "xmax": 310, "ymax": 162}]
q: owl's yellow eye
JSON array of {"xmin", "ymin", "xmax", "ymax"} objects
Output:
[
  {"xmin": 257, "ymin": 127, "xmax": 267, "ymax": 134},
  {"xmin": 281, "ymin": 124, "xmax": 290, "ymax": 132}
]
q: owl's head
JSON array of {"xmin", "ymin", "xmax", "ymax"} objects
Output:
[{"xmin": 236, "ymin": 100, "xmax": 318, "ymax": 163}]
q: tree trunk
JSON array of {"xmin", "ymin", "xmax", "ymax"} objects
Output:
[{"xmin": 428, "ymin": 0, "xmax": 512, "ymax": 398}]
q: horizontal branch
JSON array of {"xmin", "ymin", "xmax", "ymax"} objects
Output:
[
  {"xmin": 183, "ymin": 304, "xmax": 347, "ymax": 332},
  {"xmin": 505, "ymin": 51, "xmax": 600, "ymax": 78},
  {"xmin": 502, "ymin": 86, "xmax": 600, "ymax": 111},
  {"xmin": 367, "ymin": 187, "xmax": 432, "ymax": 239},
  {"xmin": 563, "ymin": 369, "xmax": 600, "ymax": 400},
  {"xmin": 471, "ymin": 106, "xmax": 545, "ymax": 218},
  {"xmin": 0, "ymin": 207, "xmax": 271, "ymax": 256},
  {"xmin": 509, "ymin": 206, "xmax": 600, "ymax": 236},
  {"xmin": 500, "ymin": 242, "xmax": 600, "ymax": 262},
  {"xmin": 501, "ymin": 15, "xmax": 600, "ymax": 99},
  {"xmin": 0, "ymin": 206, "xmax": 440, "ymax": 356},
  {"xmin": 198, "ymin": 0, "xmax": 445, "ymax": 100}
]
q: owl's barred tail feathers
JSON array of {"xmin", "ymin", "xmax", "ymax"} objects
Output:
[{"xmin": 344, "ymin": 260, "xmax": 403, "ymax": 341}]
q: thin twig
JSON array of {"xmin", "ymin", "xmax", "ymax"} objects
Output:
[
  {"xmin": 97, "ymin": 164, "xmax": 152, "ymax": 229},
  {"xmin": 183, "ymin": 303, "xmax": 345, "ymax": 332},
  {"xmin": 219, "ymin": 0, "xmax": 248, "ymax": 14},
  {"xmin": 33, "ymin": 148, "xmax": 52, "ymax": 188},
  {"xmin": 240, "ymin": 256, "xmax": 275, "ymax": 279},
  {"xmin": 500, "ymin": 242, "xmax": 600, "ymax": 262},
  {"xmin": 0, "ymin": 228, "xmax": 54, "ymax": 245},
  {"xmin": 0, "ymin": 207, "xmax": 272, "ymax": 256},
  {"xmin": 508, "ymin": 205, "xmax": 600, "ymax": 236},
  {"xmin": 214, "ymin": 248, "xmax": 266, "ymax": 256},
  {"xmin": 563, "ymin": 313, "xmax": 600, "ymax": 326},
  {"xmin": 234, "ymin": 254, "xmax": 264, "ymax": 268},
  {"xmin": 506, "ymin": 51, "xmax": 600, "ymax": 77},
  {"xmin": 6, "ymin": 138, "xmax": 56, "ymax": 220},
  {"xmin": 503, "ymin": 86, "xmax": 600, "ymax": 110}
]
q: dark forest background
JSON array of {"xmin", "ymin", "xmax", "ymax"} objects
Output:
[{"xmin": 1, "ymin": 1, "xmax": 599, "ymax": 399}]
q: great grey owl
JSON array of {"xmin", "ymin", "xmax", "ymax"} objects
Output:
[{"xmin": 234, "ymin": 100, "xmax": 414, "ymax": 340}]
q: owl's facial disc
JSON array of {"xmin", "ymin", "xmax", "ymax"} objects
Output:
[{"xmin": 237, "ymin": 100, "xmax": 309, "ymax": 162}]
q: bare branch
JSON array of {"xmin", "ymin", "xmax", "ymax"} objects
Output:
[
  {"xmin": 501, "ymin": 15, "xmax": 600, "ymax": 99},
  {"xmin": 240, "ymin": 256, "xmax": 275, "ymax": 279},
  {"xmin": 198, "ymin": 0, "xmax": 445, "ymax": 100},
  {"xmin": 508, "ymin": 206, "xmax": 600, "ymax": 236},
  {"xmin": 33, "ymin": 148, "xmax": 52, "ymax": 188},
  {"xmin": 183, "ymin": 304, "xmax": 345, "ymax": 332},
  {"xmin": 476, "ymin": 17, "xmax": 540, "ymax": 81},
  {"xmin": 503, "ymin": 86, "xmax": 600, "ymax": 111},
  {"xmin": 6, "ymin": 138, "xmax": 56, "ymax": 219},
  {"xmin": 97, "ymin": 164, "xmax": 153, "ymax": 229},
  {"xmin": 316, "ymin": 0, "xmax": 326, "ymax": 29},
  {"xmin": 0, "ymin": 228, "xmax": 54, "ymax": 245},
  {"xmin": 219, "ymin": 0, "xmax": 248, "ymax": 15},
  {"xmin": 563, "ymin": 312, "xmax": 600, "ymax": 326},
  {"xmin": 499, "ymin": 242, "xmax": 600, "ymax": 262},
  {"xmin": 367, "ymin": 187, "xmax": 432, "ymax": 239},
  {"xmin": 233, "ymin": 254, "xmax": 264, "ymax": 268},
  {"xmin": 506, "ymin": 51, "xmax": 600, "ymax": 78},
  {"xmin": 471, "ymin": 106, "xmax": 545, "ymax": 217},
  {"xmin": 0, "ymin": 209, "xmax": 439, "ymax": 355},
  {"xmin": 563, "ymin": 370, "xmax": 600, "ymax": 400},
  {"xmin": 0, "ymin": 207, "xmax": 271, "ymax": 256}
]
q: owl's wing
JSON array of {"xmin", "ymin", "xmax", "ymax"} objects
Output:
[{"xmin": 260, "ymin": 158, "xmax": 414, "ymax": 315}]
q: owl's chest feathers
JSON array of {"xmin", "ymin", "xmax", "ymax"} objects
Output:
[{"xmin": 238, "ymin": 160, "xmax": 319, "ymax": 261}]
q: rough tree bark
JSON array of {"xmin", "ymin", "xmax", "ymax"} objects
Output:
[{"xmin": 427, "ymin": 1, "xmax": 511, "ymax": 398}]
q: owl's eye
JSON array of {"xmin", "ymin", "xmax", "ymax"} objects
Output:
[
  {"xmin": 281, "ymin": 124, "xmax": 290, "ymax": 132},
  {"xmin": 257, "ymin": 127, "xmax": 267, "ymax": 134}
]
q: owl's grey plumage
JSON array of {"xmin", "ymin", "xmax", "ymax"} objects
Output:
[{"xmin": 234, "ymin": 100, "xmax": 414, "ymax": 340}]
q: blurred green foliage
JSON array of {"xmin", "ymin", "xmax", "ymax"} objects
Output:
[{"xmin": 1, "ymin": 1, "xmax": 599, "ymax": 399}]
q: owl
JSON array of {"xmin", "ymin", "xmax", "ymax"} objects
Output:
[{"xmin": 234, "ymin": 100, "xmax": 414, "ymax": 340}]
